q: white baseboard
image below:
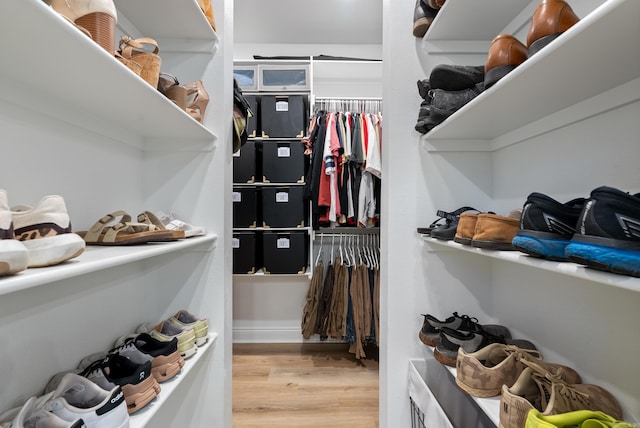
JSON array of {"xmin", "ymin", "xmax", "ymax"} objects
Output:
[{"xmin": 232, "ymin": 327, "xmax": 347, "ymax": 344}]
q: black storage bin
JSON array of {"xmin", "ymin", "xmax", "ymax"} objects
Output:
[
  {"xmin": 262, "ymin": 140, "xmax": 306, "ymax": 183},
  {"xmin": 233, "ymin": 141, "xmax": 257, "ymax": 184},
  {"xmin": 261, "ymin": 186, "xmax": 306, "ymax": 228},
  {"xmin": 260, "ymin": 95, "xmax": 306, "ymax": 139},
  {"xmin": 233, "ymin": 232, "xmax": 260, "ymax": 274},
  {"xmin": 245, "ymin": 95, "xmax": 258, "ymax": 138},
  {"xmin": 233, "ymin": 187, "xmax": 259, "ymax": 228},
  {"xmin": 262, "ymin": 231, "xmax": 308, "ymax": 274}
]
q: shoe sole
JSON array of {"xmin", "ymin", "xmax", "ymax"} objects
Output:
[
  {"xmin": 433, "ymin": 346, "xmax": 457, "ymax": 367},
  {"xmin": 565, "ymin": 240, "xmax": 640, "ymax": 277},
  {"xmin": 471, "ymin": 239, "xmax": 515, "ymax": 251},
  {"xmin": 0, "ymin": 240, "xmax": 29, "ymax": 275},
  {"xmin": 528, "ymin": 32, "xmax": 562, "ymax": 57},
  {"xmin": 455, "ymin": 376, "xmax": 502, "ymax": 398},
  {"xmin": 152, "ymin": 352, "xmax": 185, "ymax": 382},
  {"xmin": 412, "ymin": 17, "xmax": 433, "ymax": 38},
  {"xmin": 122, "ymin": 376, "xmax": 161, "ymax": 414},
  {"xmin": 512, "ymin": 234, "xmax": 571, "ymax": 261},
  {"xmin": 418, "ymin": 330, "xmax": 437, "ymax": 346},
  {"xmin": 20, "ymin": 234, "xmax": 85, "ymax": 267}
]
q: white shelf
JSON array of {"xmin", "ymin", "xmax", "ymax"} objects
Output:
[
  {"xmin": 129, "ymin": 334, "xmax": 217, "ymax": 427},
  {"xmin": 0, "ymin": 0, "xmax": 217, "ymax": 152},
  {"xmin": 422, "ymin": 236, "xmax": 640, "ymax": 293},
  {"xmin": 0, "ymin": 234, "xmax": 217, "ymax": 298},
  {"xmin": 421, "ymin": 0, "xmax": 640, "ymax": 151},
  {"xmin": 423, "ymin": 0, "xmax": 531, "ymax": 42},
  {"xmin": 115, "ymin": 0, "xmax": 218, "ymax": 47}
]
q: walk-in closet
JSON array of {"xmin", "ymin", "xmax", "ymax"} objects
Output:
[{"xmin": 1, "ymin": 0, "xmax": 638, "ymax": 427}]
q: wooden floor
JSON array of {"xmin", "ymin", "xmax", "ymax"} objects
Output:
[{"xmin": 232, "ymin": 343, "xmax": 379, "ymax": 428}]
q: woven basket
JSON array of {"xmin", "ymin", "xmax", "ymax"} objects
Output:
[
  {"xmin": 119, "ymin": 37, "xmax": 162, "ymax": 88},
  {"xmin": 75, "ymin": 12, "xmax": 116, "ymax": 55}
]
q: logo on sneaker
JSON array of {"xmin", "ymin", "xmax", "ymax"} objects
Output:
[
  {"xmin": 111, "ymin": 390, "xmax": 124, "ymax": 404},
  {"xmin": 139, "ymin": 371, "xmax": 145, "ymax": 380},
  {"xmin": 579, "ymin": 200, "xmax": 595, "ymax": 235},
  {"xmin": 97, "ymin": 389, "xmax": 125, "ymax": 416},
  {"xmin": 542, "ymin": 213, "xmax": 576, "ymax": 235},
  {"xmin": 616, "ymin": 214, "xmax": 640, "ymax": 239}
]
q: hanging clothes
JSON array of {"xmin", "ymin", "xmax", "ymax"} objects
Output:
[{"xmin": 302, "ymin": 100, "xmax": 382, "ymax": 230}]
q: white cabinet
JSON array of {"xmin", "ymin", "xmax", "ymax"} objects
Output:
[
  {"xmin": 415, "ymin": 0, "xmax": 640, "ymax": 424},
  {"xmin": 0, "ymin": 0, "xmax": 232, "ymax": 426}
]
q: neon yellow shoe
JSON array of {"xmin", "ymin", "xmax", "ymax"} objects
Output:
[{"xmin": 526, "ymin": 409, "xmax": 638, "ymax": 428}]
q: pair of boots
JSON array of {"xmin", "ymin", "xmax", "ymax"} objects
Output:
[
  {"xmin": 415, "ymin": 65, "xmax": 485, "ymax": 134},
  {"xmin": 413, "ymin": 0, "xmax": 446, "ymax": 38}
]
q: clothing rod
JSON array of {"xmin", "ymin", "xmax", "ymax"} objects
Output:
[{"xmin": 314, "ymin": 97, "xmax": 382, "ymax": 101}]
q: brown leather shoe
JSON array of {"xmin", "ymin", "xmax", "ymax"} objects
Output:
[
  {"xmin": 527, "ymin": 0, "xmax": 580, "ymax": 56},
  {"xmin": 454, "ymin": 213, "xmax": 478, "ymax": 245},
  {"xmin": 484, "ymin": 34, "xmax": 528, "ymax": 89},
  {"xmin": 471, "ymin": 211, "xmax": 522, "ymax": 251}
]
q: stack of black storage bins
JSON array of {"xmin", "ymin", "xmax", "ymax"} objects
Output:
[{"xmin": 233, "ymin": 93, "xmax": 310, "ymax": 275}]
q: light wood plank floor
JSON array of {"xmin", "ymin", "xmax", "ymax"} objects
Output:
[{"xmin": 233, "ymin": 343, "xmax": 379, "ymax": 428}]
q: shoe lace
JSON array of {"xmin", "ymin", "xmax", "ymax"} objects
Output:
[
  {"xmin": 79, "ymin": 357, "xmax": 108, "ymax": 377},
  {"xmin": 501, "ymin": 344, "xmax": 542, "ymax": 362},
  {"xmin": 557, "ymin": 382, "xmax": 589, "ymax": 405}
]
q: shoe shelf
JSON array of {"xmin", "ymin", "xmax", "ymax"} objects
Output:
[
  {"xmin": 129, "ymin": 334, "xmax": 217, "ymax": 428},
  {"xmin": 0, "ymin": 234, "xmax": 217, "ymax": 298},
  {"xmin": 0, "ymin": 0, "xmax": 217, "ymax": 152},
  {"xmin": 424, "ymin": 0, "xmax": 532, "ymax": 42},
  {"xmin": 114, "ymin": 0, "xmax": 218, "ymax": 55},
  {"xmin": 420, "ymin": 0, "xmax": 640, "ymax": 152},
  {"xmin": 422, "ymin": 236, "xmax": 640, "ymax": 294}
]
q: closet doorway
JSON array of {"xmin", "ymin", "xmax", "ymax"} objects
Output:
[{"xmin": 232, "ymin": 1, "xmax": 383, "ymax": 426}]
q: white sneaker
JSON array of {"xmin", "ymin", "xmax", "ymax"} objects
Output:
[
  {"xmin": 0, "ymin": 189, "xmax": 29, "ymax": 277},
  {"xmin": 0, "ymin": 373, "xmax": 129, "ymax": 428},
  {"xmin": 0, "ymin": 396, "xmax": 85, "ymax": 428},
  {"xmin": 11, "ymin": 195, "xmax": 85, "ymax": 267}
]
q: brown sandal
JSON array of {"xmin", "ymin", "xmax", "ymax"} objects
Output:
[{"xmin": 77, "ymin": 211, "xmax": 175, "ymax": 245}]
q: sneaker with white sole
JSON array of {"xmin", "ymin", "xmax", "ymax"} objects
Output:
[
  {"xmin": 0, "ymin": 189, "xmax": 29, "ymax": 277},
  {"xmin": 168, "ymin": 310, "xmax": 209, "ymax": 346},
  {"xmin": 77, "ymin": 354, "xmax": 160, "ymax": 414},
  {"xmin": 0, "ymin": 396, "xmax": 85, "ymax": 428},
  {"xmin": 1, "ymin": 373, "xmax": 129, "ymax": 428},
  {"xmin": 136, "ymin": 320, "xmax": 197, "ymax": 359},
  {"xmin": 11, "ymin": 195, "xmax": 85, "ymax": 268},
  {"xmin": 80, "ymin": 333, "xmax": 185, "ymax": 383}
]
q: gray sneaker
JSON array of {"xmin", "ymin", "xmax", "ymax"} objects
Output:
[{"xmin": 434, "ymin": 326, "xmax": 536, "ymax": 367}]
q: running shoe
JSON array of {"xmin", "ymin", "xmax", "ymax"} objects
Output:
[
  {"xmin": 512, "ymin": 192, "xmax": 586, "ymax": 261},
  {"xmin": 565, "ymin": 186, "xmax": 640, "ymax": 277},
  {"xmin": 137, "ymin": 320, "xmax": 197, "ymax": 359},
  {"xmin": 0, "ymin": 396, "xmax": 85, "ymax": 428},
  {"xmin": 11, "ymin": 195, "xmax": 85, "ymax": 267},
  {"xmin": 1, "ymin": 373, "xmax": 128, "ymax": 428},
  {"xmin": 0, "ymin": 189, "xmax": 28, "ymax": 277},
  {"xmin": 168, "ymin": 310, "xmax": 209, "ymax": 347},
  {"xmin": 80, "ymin": 333, "xmax": 184, "ymax": 383}
]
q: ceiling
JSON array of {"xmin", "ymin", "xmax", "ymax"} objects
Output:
[{"xmin": 234, "ymin": 0, "xmax": 383, "ymax": 45}]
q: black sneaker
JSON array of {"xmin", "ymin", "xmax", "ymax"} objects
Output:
[
  {"xmin": 512, "ymin": 192, "xmax": 586, "ymax": 261},
  {"xmin": 418, "ymin": 312, "xmax": 512, "ymax": 346},
  {"xmin": 434, "ymin": 326, "xmax": 537, "ymax": 367},
  {"xmin": 429, "ymin": 64, "xmax": 484, "ymax": 91},
  {"xmin": 565, "ymin": 186, "xmax": 640, "ymax": 277}
]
